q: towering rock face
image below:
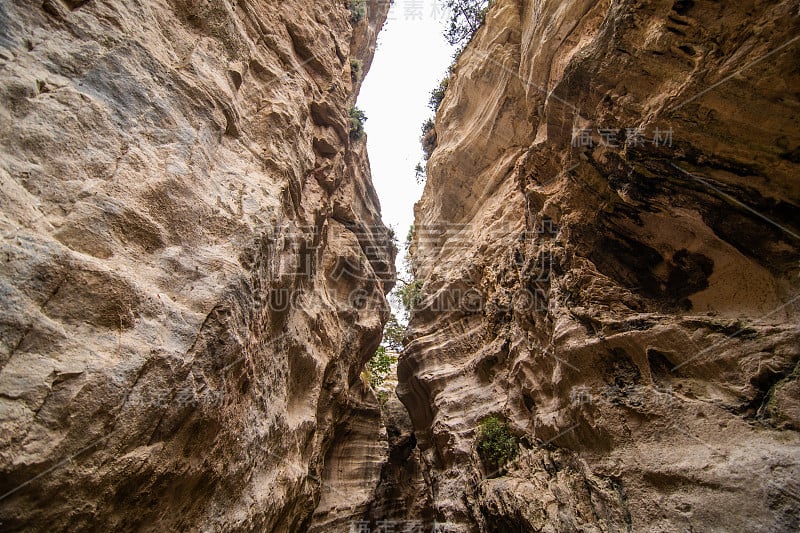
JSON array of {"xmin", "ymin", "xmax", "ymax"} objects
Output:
[
  {"xmin": 400, "ymin": 0, "xmax": 800, "ymax": 530},
  {"xmin": 0, "ymin": 0, "xmax": 393, "ymax": 530}
]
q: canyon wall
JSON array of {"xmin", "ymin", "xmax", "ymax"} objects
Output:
[
  {"xmin": 0, "ymin": 0, "xmax": 394, "ymax": 530},
  {"xmin": 399, "ymin": 0, "xmax": 800, "ymax": 531}
]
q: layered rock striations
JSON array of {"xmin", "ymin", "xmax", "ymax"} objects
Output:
[
  {"xmin": 399, "ymin": 0, "xmax": 800, "ymax": 531},
  {"xmin": 364, "ymin": 362, "xmax": 433, "ymax": 531},
  {"xmin": 0, "ymin": 0, "xmax": 394, "ymax": 530}
]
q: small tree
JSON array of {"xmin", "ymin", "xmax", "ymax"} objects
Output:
[
  {"xmin": 397, "ymin": 279, "xmax": 424, "ymax": 314},
  {"xmin": 443, "ymin": 0, "xmax": 491, "ymax": 46},
  {"xmin": 421, "ymin": 128, "xmax": 437, "ymax": 160},
  {"xmin": 382, "ymin": 313, "xmax": 406, "ymax": 350},
  {"xmin": 388, "ymin": 225, "xmax": 422, "ymax": 322},
  {"xmin": 420, "ymin": 118, "xmax": 436, "ymax": 160},
  {"xmin": 349, "ymin": 0, "xmax": 366, "ymax": 23},
  {"xmin": 414, "ymin": 163, "xmax": 426, "ymax": 184},
  {"xmin": 365, "ymin": 346, "xmax": 397, "ymax": 389},
  {"xmin": 477, "ymin": 415, "xmax": 518, "ymax": 473},
  {"xmin": 349, "ymin": 105, "xmax": 367, "ymax": 140},
  {"xmin": 403, "ymin": 224, "xmax": 416, "ymax": 276},
  {"xmin": 428, "ymin": 76, "xmax": 450, "ymax": 112},
  {"xmin": 421, "ymin": 117, "xmax": 435, "ymax": 135}
]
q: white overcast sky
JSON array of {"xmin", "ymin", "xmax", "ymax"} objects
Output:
[{"xmin": 358, "ymin": 0, "xmax": 455, "ymax": 267}]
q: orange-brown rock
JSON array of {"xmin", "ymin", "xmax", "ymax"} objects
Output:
[{"xmin": 398, "ymin": 0, "xmax": 800, "ymax": 530}]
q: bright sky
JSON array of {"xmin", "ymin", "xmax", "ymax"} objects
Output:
[{"xmin": 358, "ymin": 1, "xmax": 455, "ymax": 272}]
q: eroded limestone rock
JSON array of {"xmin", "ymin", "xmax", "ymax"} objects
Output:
[
  {"xmin": 397, "ymin": 0, "xmax": 800, "ymax": 531},
  {"xmin": 0, "ymin": 0, "xmax": 393, "ymax": 530}
]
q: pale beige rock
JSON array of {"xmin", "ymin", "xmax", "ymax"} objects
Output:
[
  {"xmin": 0, "ymin": 0, "xmax": 393, "ymax": 531},
  {"xmin": 397, "ymin": 0, "xmax": 800, "ymax": 531}
]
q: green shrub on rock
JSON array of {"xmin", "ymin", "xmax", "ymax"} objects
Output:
[
  {"xmin": 365, "ymin": 346, "xmax": 396, "ymax": 389},
  {"xmin": 349, "ymin": 105, "xmax": 367, "ymax": 140},
  {"xmin": 349, "ymin": 0, "xmax": 366, "ymax": 23},
  {"xmin": 476, "ymin": 415, "xmax": 518, "ymax": 473}
]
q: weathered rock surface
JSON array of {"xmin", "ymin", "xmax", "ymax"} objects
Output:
[
  {"xmin": 0, "ymin": 0, "xmax": 393, "ymax": 530},
  {"xmin": 364, "ymin": 362, "xmax": 433, "ymax": 532},
  {"xmin": 399, "ymin": 0, "xmax": 800, "ymax": 531}
]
